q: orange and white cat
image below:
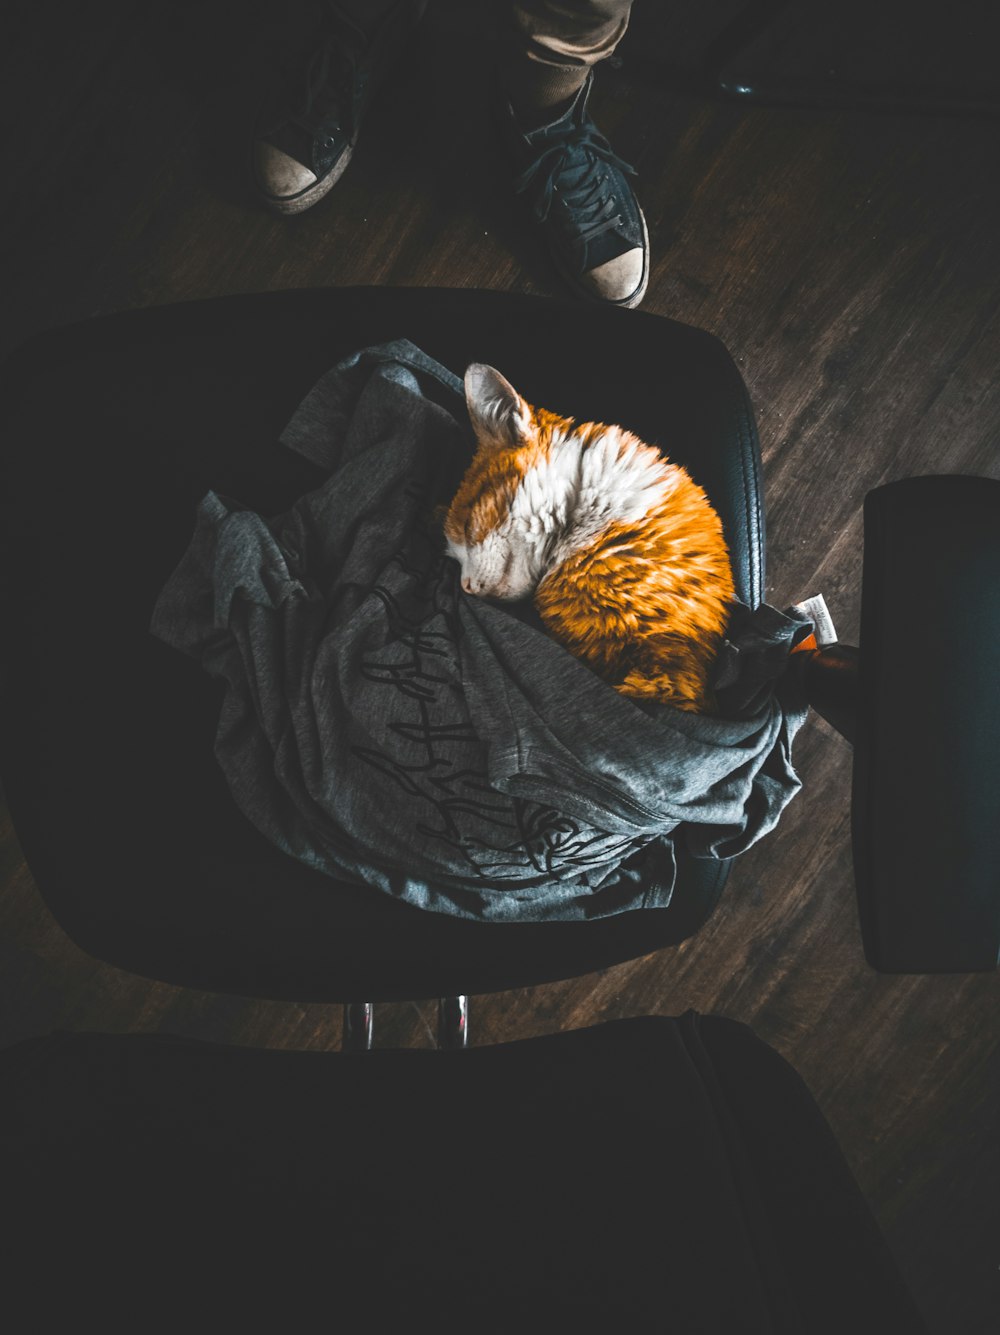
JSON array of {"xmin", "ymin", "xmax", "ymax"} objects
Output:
[{"xmin": 444, "ymin": 364, "xmax": 735, "ymax": 712}]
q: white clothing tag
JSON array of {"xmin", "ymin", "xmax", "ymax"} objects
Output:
[{"xmin": 789, "ymin": 593, "xmax": 838, "ymax": 646}]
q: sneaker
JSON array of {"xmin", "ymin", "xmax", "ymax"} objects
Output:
[
  {"xmin": 251, "ymin": 0, "xmax": 425, "ymax": 215},
  {"xmin": 501, "ymin": 72, "xmax": 649, "ymax": 308}
]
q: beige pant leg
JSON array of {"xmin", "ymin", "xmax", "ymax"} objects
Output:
[{"xmin": 501, "ymin": 0, "xmax": 634, "ymax": 115}]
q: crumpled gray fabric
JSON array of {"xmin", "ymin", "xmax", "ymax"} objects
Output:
[{"xmin": 150, "ymin": 340, "xmax": 813, "ymax": 921}]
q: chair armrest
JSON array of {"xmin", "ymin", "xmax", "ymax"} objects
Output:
[{"xmin": 852, "ymin": 475, "xmax": 1000, "ymax": 972}]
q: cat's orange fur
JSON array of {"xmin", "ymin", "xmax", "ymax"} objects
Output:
[{"xmin": 444, "ymin": 366, "xmax": 735, "ymax": 712}]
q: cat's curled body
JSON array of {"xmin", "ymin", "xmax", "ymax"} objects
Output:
[{"xmin": 443, "ymin": 365, "xmax": 735, "ymax": 712}]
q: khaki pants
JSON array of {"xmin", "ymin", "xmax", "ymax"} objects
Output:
[
  {"xmin": 502, "ymin": 0, "xmax": 634, "ymax": 112},
  {"xmin": 340, "ymin": 0, "xmax": 634, "ymax": 112}
]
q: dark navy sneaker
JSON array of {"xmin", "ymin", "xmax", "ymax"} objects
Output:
[
  {"xmin": 501, "ymin": 72, "xmax": 649, "ymax": 308},
  {"xmin": 252, "ymin": 0, "xmax": 425, "ymax": 215}
]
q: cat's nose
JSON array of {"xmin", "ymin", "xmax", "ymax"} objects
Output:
[{"xmin": 461, "ymin": 576, "xmax": 474, "ymax": 594}]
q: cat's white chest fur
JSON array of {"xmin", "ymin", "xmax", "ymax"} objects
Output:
[
  {"xmin": 446, "ymin": 363, "xmax": 676, "ymax": 602},
  {"xmin": 452, "ymin": 428, "xmax": 676, "ymax": 601},
  {"xmin": 513, "ymin": 427, "xmax": 674, "ymax": 562}
]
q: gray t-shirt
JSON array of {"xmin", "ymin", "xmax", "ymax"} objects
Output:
[{"xmin": 150, "ymin": 341, "xmax": 811, "ymax": 921}]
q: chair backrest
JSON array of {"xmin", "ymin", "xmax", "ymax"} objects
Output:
[{"xmin": 0, "ymin": 1014, "xmax": 927, "ymax": 1331}]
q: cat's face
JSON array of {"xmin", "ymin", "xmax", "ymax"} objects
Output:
[{"xmin": 444, "ymin": 365, "xmax": 556, "ymax": 602}]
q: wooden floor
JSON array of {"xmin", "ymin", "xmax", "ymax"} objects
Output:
[{"xmin": 2, "ymin": 2, "xmax": 999, "ymax": 1329}]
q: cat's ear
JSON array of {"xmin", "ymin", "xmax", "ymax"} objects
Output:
[{"xmin": 464, "ymin": 364, "xmax": 530, "ymax": 449}]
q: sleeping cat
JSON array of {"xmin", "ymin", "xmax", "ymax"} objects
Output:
[{"xmin": 443, "ymin": 364, "xmax": 735, "ymax": 712}]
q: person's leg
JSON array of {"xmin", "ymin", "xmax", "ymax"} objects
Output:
[
  {"xmin": 500, "ymin": 0, "xmax": 632, "ymax": 123},
  {"xmin": 252, "ymin": 0, "xmax": 425, "ymax": 215},
  {"xmin": 497, "ymin": 0, "xmax": 648, "ymax": 309}
]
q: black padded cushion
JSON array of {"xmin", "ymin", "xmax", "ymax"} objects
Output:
[
  {"xmin": 0, "ymin": 1016, "xmax": 924, "ymax": 1331},
  {"xmin": 0, "ymin": 288, "xmax": 764, "ymax": 1000},
  {"xmin": 853, "ymin": 475, "xmax": 1000, "ymax": 972}
]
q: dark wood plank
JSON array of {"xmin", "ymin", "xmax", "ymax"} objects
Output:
[{"xmin": 2, "ymin": 2, "xmax": 999, "ymax": 1330}]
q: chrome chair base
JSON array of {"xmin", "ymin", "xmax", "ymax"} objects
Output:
[{"xmin": 342, "ymin": 997, "xmax": 469, "ymax": 1051}]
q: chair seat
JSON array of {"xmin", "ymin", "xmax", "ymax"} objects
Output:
[{"xmin": 0, "ymin": 288, "xmax": 764, "ymax": 1000}]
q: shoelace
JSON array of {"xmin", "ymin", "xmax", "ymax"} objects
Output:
[{"xmin": 514, "ymin": 121, "xmax": 638, "ymax": 246}]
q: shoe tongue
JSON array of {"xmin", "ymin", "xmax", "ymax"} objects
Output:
[
  {"xmin": 517, "ymin": 93, "xmax": 576, "ymax": 136},
  {"xmin": 521, "ymin": 74, "xmax": 591, "ymax": 139}
]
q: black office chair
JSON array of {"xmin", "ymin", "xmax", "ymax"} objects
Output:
[{"xmin": 5, "ymin": 287, "xmax": 979, "ymax": 1329}]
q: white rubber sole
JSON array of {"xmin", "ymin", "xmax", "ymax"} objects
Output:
[{"xmin": 255, "ymin": 142, "xmax": 355, "ymax": 217}]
